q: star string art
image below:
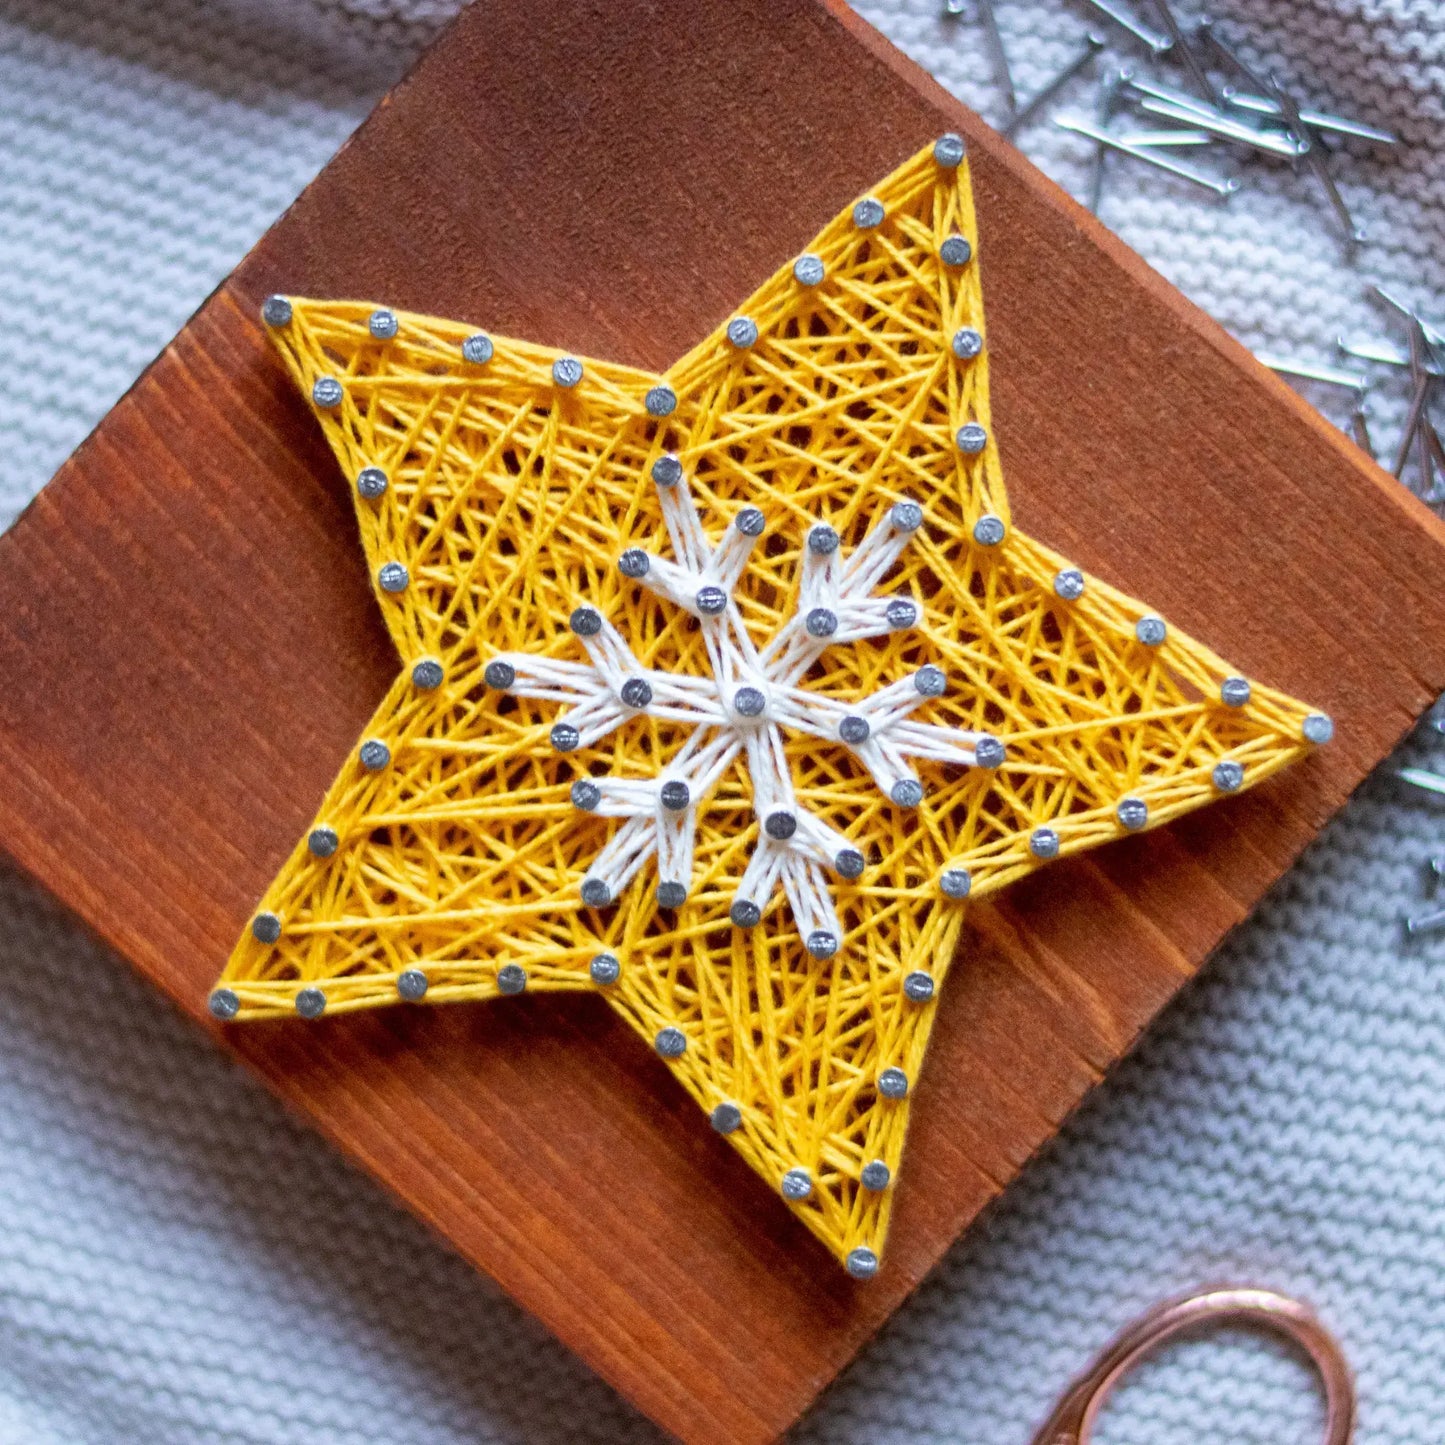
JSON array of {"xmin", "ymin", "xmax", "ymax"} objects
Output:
[{"xmin": 210, "ymin": 136, "xmax": 1332, "ymax": 1277}]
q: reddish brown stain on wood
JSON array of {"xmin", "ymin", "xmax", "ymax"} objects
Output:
[{"xmin": 1, "ymin": 2, "xmax": 1443, "ymax": 1441}]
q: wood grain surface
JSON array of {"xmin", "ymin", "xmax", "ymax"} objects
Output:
[{"xmin": 2, "ymin": 1, "xmax": 1444, "ymax": 1440}]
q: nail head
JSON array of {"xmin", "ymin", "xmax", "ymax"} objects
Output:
[
  {"xmin": 396, "ymin": 968, "xmax": 428, "ymax": 1001},
  {"xmin": 655, "ymin": 1026, "xmax": 687, "ymax": 1059},
  {"xmin": 781, "ymin": 1167, "xmax": 813, "ymax": 1201},
  {"xmin": 356, "ymin": 466, "xmax": 388, "ymax": 500},
  {"xmin": 730, "ymin": 899, "xmax": 762, "ymax": 929},
  {"xmin": 1136, "ymin": 615, "xmax": 1167, "ymax": 647},
  {"xmin": 940, "ymin": 234, "xmax": 973, "ymax": 266},
  {"xmin": 934, "ymin": 133, "xmax": 966, "ymax": 167},
  {"xmin": 1221, "ymin": 676, "xmax": 1251, "ymax": 707},
  {"xmin": 1054, "ymin": 567, "xmax": 1085, "ymax": 600},
  {"xmin": 940, "ymin": 868, "xmax": 971, "ymax": 899},
  {"xmin": 805, "ymin": 606, "xmax": 838, "ymax": 638},
  {"xmin": 891, "ymin": 779, "xmax": 924, "ymax": 808},
  {"xmin": 903, "ymin": 970, "xmax": 936, "ymax": 1002},
  {"xmin": 915, "ymin": 665, "xmax": 947, "ymax": 697},
  {"xmin": 208, "ymin": 988, "xmax": 240, "ymax": 1020},
  {"xmin": 853, "ymin": 197, "xmax": 885, "ymax": 228},
  {"xmin": 806, "ymin": 929, "xmax": 839, "ymax": 959},
  {"xmin": 733, "ymin": 686, "xmax": 766, "ymax": 718},
  {"xmin": 645, "ymin": 384, "xmax": 677, "ymax": 417},
  {"xmin": 1212, "ymin": 759, "xmax": 1244, "ymax": 792},
  {"xmin": 461, "ymin": 332, "xmax": 494, "ymax": 364},
  {"xmin": 860, "ymin": 1160, "xmax": 891, "ymax": 1191},
  {"xmin": 952, "ymin": 327, "xmax": 983, "ymax": 360},
  {"xmin": 312, "ymin": 376, "xmax": 343, "ymax": 409},
  {"xmin": 359, "ymin": 739, "xmax": 391, "ymax": 771},
  {"xmin": 1117, "ymin": 796, "xmax": 1148, "ymax": 831},
  {"xmin": 656, "ymin": 880, "xmax": 688, "ymax": 909},
  {"xmin": 711, "ymin": 1101, "xmax": 743, "ymax": 1134},
  {"xmin": 620, "ymin": 677, "xmax": 653, "ymax": 708},
  {"xmin": 589, "ymin": 952, "xmax": 621, "ymax": 985},
  {"xmin": 727, "ymin": 316, "xmax": 759, "ymax": 349},
  {"xmin": 659, "ymin": 780, "xmax": 691, "ymax": 812},
  {"xmin": 580, "ymin": 877, "xmax": 612, "ymax": 907},
  {"xmin": 956, "ymin": 422, "xmax": 988, "ymax": 454},
  {"xmin": 794, "ymin": 254, "xmax": 825, "ymax": 286},
  {"xmin": 295, "ymin": 987, "xmax": 326, "ymax": 1020},
  {"xmin": 570, "ymin": 605, "xmax": 603, "ymax": 637}
]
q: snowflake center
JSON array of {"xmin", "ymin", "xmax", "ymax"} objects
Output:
[{"xmin": 484, "ymin": 453, "xmax": 1003, "ymax": 955}]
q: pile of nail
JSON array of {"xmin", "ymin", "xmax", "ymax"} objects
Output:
[{"xmin": 940, "ymin": 1, "xmax": 1441, "ymax": 497}]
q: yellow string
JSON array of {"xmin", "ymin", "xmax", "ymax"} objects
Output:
[{"xmin": 211, "ymin": 140, "xmax": 1325, "ymax": 1273}]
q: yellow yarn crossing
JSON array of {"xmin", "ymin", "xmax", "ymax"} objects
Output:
[{"xmin": 210, "ymin": 140, "xmax": 1326, "ymax": 1274}]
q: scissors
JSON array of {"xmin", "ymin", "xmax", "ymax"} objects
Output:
[{"xmin": 1031, "ymin": 1287, "xmax": 1355, "ymax": 1444}]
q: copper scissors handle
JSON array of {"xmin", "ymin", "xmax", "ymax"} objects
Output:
[{"xmin": 1030, "ymin": 1287, "xmax": 1355, "ymax": 1445}]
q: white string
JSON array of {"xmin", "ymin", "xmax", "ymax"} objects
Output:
[{"xmin": 486, "ymin": 469, "xmax": 1004, "ymax": 952}]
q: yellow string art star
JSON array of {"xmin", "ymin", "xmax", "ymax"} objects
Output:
[{"xmin": 209, "ymin": 137, "xmax": 1332, "ymax": 1277}]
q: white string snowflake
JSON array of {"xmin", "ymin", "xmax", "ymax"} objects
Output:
[{"xmin": 483, "ymin": 455, "xmax": 1005, "ymax": 957}]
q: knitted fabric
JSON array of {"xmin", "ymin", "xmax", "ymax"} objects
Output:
[
  {"xmin": 2, "ymin": 0, "xmax": 1442, "ymax": 1438},
  {"xmin": 213, "ymin": 143, "xmax": 1322, "ymax": 1272}
]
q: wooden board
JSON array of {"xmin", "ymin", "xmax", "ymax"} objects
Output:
[{"xmin": 1, "ymin": 1, "xmax": 1443, "ymax": 1439}]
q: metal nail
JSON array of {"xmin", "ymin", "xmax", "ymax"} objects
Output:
[
  {"xmin": 1113, "ymin": 128, "xmax": 1213, "ymax": 147},
  {"xmin": 1191, "ymin": 18, "xmax": 1271, "ymax": 97},
  {"xmin": 1349, "ymin": 397, "xmax": 1374, "ymax": 460},
  {"xmin": 1079, "ymin": 0, "xmax": 1170, "ymax": 54},
  {"xmin": 1122, "ymin": 73, "xmax": 1219, "ymax": 119},
  {"xmin": 1398, "ymin": 767, "xmax": 1445, "ymax": 797},
  {"xmin": 1371, "ymin": 285, "xmax": 1445, "ymax": 354},
  {"xmin": 1226, "ymin": 91, "xmax": 1397, "ymax": 146},
  {"xmin": 1337, "ymin": 336, "xmax": 1426, "ymax": 372},
  {"xmin": 1056, "ymin": 115, "xmax": 1240, "ymax": 197},
  {"xmin": 1151, "ymin": 0, "xmax": 1216, "ymax": 102},
  {"xmin": 1421, "ymin": 415, "xmax": 1445, "ymax": 501},
  {"xmin": 1087, "ymin": 66, "xmax": 1132, "ymax": 214},
  {"xmin": 1405, "ymin": 906, "xmax": 1445, "ymax": 937},
  {"xmin": 1393, "ymin": 370, "xmax": 1432, "ymax": 483},
  {"xmin": 1003, "ymin": 33, "xmax": 1105, "ymax": 139},
  {"xmin": 1132, "ymin": 95, "xmax": 1304, "ymax": 160},
  {"xmin": 1256, "ymin": 354, "xmax": 1368, "ymax": 391},
  {"xmin": 1266, "ymin": 74, "xmax": 1365, "ymax": 246},
  {"xmin": 975, "ymin": 0, "xmax": 1018, "ymax": 114}
]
